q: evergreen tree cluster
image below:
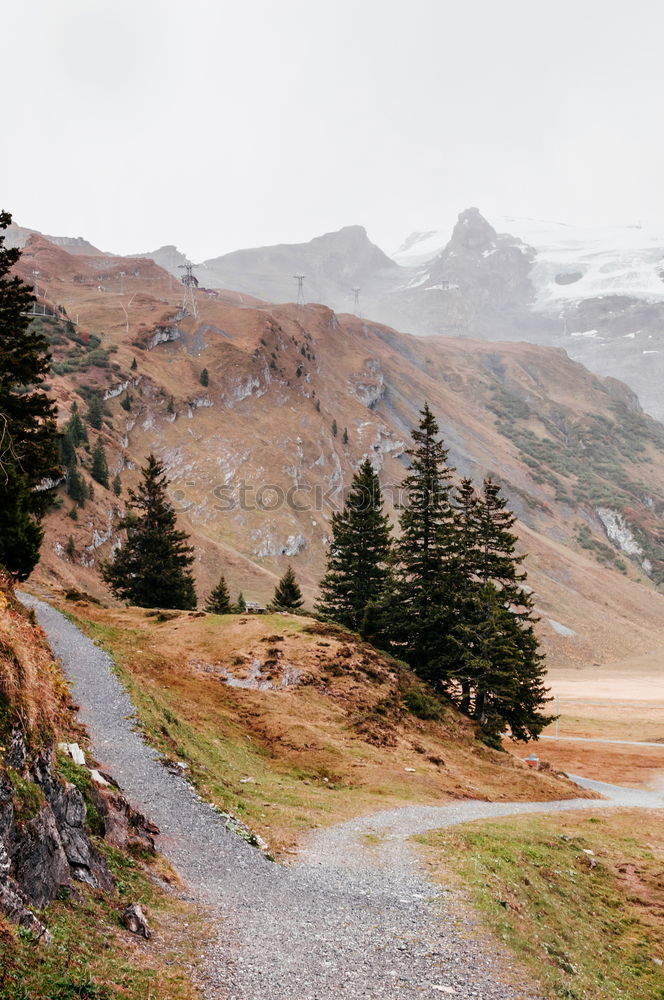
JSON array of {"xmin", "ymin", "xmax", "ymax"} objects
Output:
[{"xmin": 316, "ymin": 404, "xmax": 551, "ymax": 743}]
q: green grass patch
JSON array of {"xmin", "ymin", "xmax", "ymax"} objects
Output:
[
  {"xmin": 0, "ymin": 840, "xmax": 203, "ymax": 1000},
  {"xmin": 417, "ymin": 811, "xmax": 664, "ymax": 1000}
]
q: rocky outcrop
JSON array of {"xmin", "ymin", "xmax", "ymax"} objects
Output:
[{"xmin": 0, "ymin": 731, "xmax": 158, "ymax": 937}]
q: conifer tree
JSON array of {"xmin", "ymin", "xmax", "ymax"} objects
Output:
[
  {"xmin": 342, "ymin": 427, "xmax": 349, "ymax": 445},
  {"xmin": 205, "ymin": 573, "xmax": 232, "ymax": 614},
  {"xmin": 332, "ymin": 419, "xmax": 338, "ymax": 437},
  {"xmin": 233, "ymin": 592, "xmax": 246, "ymax": 613},
  {"xmin": 199, "ymin": 368, "xmax": 209, "ymax": 387},
  {"xmin": 445, "ymin": 477, "xmax": 551, "ymax": 741},
  {"xmin": 272, "ymin": 565, "xmax": 304, "ymax": 611},
  {"xmin": 392, "ymin": 403, "xmax": 456, "ymax": 677},
  {"xmin": 91, "ymin": 438, "xmax": 109, "ymax": 488},
  {"xmin": 66, "ymin": 467, "xmax": 86, "ymax": 506},
  {"xmin": 112, "ymin": 472, "xmax": 122, "ymax": 496},
  {"xmin": 0, "ymin": 212, "xmax": 60, "ymax": 578},
  {"xmin": 316, "ymin": 459, "xmax": 392, "ymax": 631},
  {"xmin": 101, "ymin": 454, "xmax": 196, "ymax": 609},
  {"xmin": 85, "ymin": 393, "xmax": 103, "ymax": 430},
  {"xmin": 68, "ymin": 402, "xmax": 89, "ymax": 443},
  {"xmin": 130, "ymin": 357, "xmax": 138, "ymax": 371}
]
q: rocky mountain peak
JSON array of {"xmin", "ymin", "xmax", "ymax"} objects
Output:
[{"xmin": 449, "ymin": 207, "xmax": 499, "ymax": 252}]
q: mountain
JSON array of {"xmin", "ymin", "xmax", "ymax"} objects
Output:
[
  {"xmin": 10, "ymin": 233, "xmax": 664, "ymax": 682},
  {"xmin": 391, "ymin": 213, "xmax": 664, "ymax": 421},
  {"xmin": 197, "ymin": 225, "xmax": 400, "ymax": 313}
]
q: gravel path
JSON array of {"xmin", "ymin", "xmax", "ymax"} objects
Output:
[{"xmin": 22, "ymin": 594, "xmax": 664, "ymax": 1000}]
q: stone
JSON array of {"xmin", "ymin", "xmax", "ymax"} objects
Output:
[{"xmin": 121, "ymin": 902, "xmax": 151, "ymax": 939}]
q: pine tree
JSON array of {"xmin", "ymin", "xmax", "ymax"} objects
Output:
[
  {"xmin": 445, "ymin": 477, "xmax": 551, "ymax": 741},
  {"xmin": 112, "ymin": 473, "xmax": 122, "ymax": 496},
  {"xmin": 65, "ymin": 535, "xmax": 75, "ymax": 558},
  {"xmin": 85, "ymin": 393, "xmax": 103, "ymax": 430},
  {"xmin": 101, "ymin": 454, "xmax": 197, "ymax": 609},
  {"xmin": 0, "ymin": 212, "xmax": 60, "ymax": 578},
  {"xmin": 66, "ymin": 467, "xmax": 86, "ymax": 506},
  {"xmin": 392, "ymin": 403, "xmax": 456, "ymax": 679},
  {"xmin": 332, "ymin": 419, "xmax": 338, "ymax": 437},
  {"xmin": 342, "ymin": 427, "xmax": 349, "ymax": 445},
  {"xmin": 130, "ymin": 357, "xmax": 138, "ymax": 371},
  {"xmin": 199, "ymin": 368, "xmax": 209, "ymax": 387},
  {"xmin": 91, "ymin": 438, "xmax": 109, "ymax": 488},
  {"xmin": 233, "ymin": 592, "xmax": 247, "ymax": 613},
  {"xmin": 272, "ymin": 565, "xmax": 304, "ymax": 611},
  {"xmin": 68, "ymin": 402, "xmax": 89, "ymax": 443},
  {"xmin": 316, "ymin": 459, "xmax": 392, "ymax": 631},
  {"xmin": 205, "ymin": 574, "xmax": 232, "ymax": 614}
]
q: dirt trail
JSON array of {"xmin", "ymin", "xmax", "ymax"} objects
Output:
[{"xmin": 22, "ymin": 594, "xmax": 663, "ymax": 1000}]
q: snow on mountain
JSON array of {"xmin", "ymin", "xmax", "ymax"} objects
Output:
[
  {"xmin": 495, "ymin": 217, "xmax": 664, "ymax": 309},
  {"xmin": 393, "ymin": 216, "xmax": 664, "ymax": 307}
]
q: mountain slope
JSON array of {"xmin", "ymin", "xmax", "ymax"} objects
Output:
[{"xmin": 10, "ymin": 234, "xmax": 664, "ymax": 680}]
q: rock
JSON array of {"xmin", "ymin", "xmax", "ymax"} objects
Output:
[
  {"xmin": 121, "ymin": 902, "xmax": 151, "ymax": 938},
  {"xmin": 5, "ymin": 729, "xmax": 28, "ymax": 770},
  {"xmin": 12, "ymin": 805, "xmax": 70, "ymax": 908},
  {"xmin": 89, "ymin": 768, "xmax": 111, "ymax": 787}
]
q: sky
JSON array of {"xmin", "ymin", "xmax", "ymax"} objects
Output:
[{"xmin": 4, "ymin": 0, "xmax": 664, "ymax": 260}]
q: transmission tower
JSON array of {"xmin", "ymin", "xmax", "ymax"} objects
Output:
[
  {"xmin": 179, "ymin": 263, "xmax": 198, "ymax": 319},
  {"xmin": 352, "ymin": 286, "xmax": 361, "ymax": 317},
  {"xmin": 293, "ymin": 273, "xmax": 306, "ymax": 306}
]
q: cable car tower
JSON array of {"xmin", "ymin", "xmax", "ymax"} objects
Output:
[
  {"xmin": 352, "ymin": 286, "xmax": 361, "ymax": 317},
  {"xmin": 179, "ymin": 263, "xmax": 199, "ymax": 319},
  {"xmin": 293, "ymin": 273, "xmax": 306, "ymax": 306}
]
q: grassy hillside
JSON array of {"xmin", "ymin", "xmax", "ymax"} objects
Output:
[
  {"xmin": 55, "ymin": 596, "xmax": 590, "ymax": 854},
  {"xmin": 418, "ymin": 810, "xmax": 664, "ymax": 1000}
]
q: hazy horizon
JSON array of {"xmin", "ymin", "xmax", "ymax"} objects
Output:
[{"xmin": 5, "ymin": 0, "xmax": 664, "ymax": 260}]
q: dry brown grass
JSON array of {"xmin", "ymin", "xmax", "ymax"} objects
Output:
[
  {"xmin": 0, "ymin": 574, "xmax": 72, "ymax": 748},
  {"xmin": 58, "ymin": 599, "xmax": 590, "ymax": 853}
]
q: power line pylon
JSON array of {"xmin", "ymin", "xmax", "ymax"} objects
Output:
[
  {"xmin": 179, "ymin": 263, "xmax": 198, "ymax": 319},
  {"xmin": 352, "ymin": 286, "xmax": 361, "ymax": 317},
  {"xmin": 293, "ymin": 273, "xmax": 306, "ymax": 306}
]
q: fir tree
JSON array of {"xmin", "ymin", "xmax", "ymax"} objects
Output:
[
  {"xmin": 445, "ymin": 477, "xmax": 551, "ymax": 741},
  {"xmin": 271, "ymin": 565, "xmax": 304, "ymax": 611},
  {"xmin": 233, "ymin": 592, "xmax": 247, "ymax": 613},
  {"xmin": 199, "ymin": 368, "xmax": 209, "ymax": 387},
  {"xmin": 205, "ymin": 574, "xmax": 232, "ymax": 614},
  {"xmin": 112, "ymin": 472, "xmax": 122, "ymax": 496},
  {"xmin": 130, "ymin": 357, "xmax": 138, "ymax": 371},
  {"xmin": 91, "ymin": 438, "xmax": 109, "ymax": 488},
  {"xmin": 101, "ymin": 454, "xmax": 197, "ymax": 609},
  {"xmin": 342, "ymin": 427, "xmax": 349, "ymax": 445},
  {"xmin": 332, "ymin": 419, "xmax": 338, "ymax": 437},
  {"xmin": 85, "ymin": 393, "xmax": 103, "ymax": 430},
  {"xmin": 392, "ymin": 403, "xmax": 456, "ymax": 678},
  {"xmin": 65, "ymin": 535, "xmax": 75, "ymax": 558},
  {"xmin": 66, "ymin": 467, "xmax": 86, "ymax": 506},
  {"xmin": 316, "ymin": 459, "xmax": 392, "ymax": 631},
  {"xmin": 68, "ymin": 402, "xmax": 89, "ymax": 443},
  {"xmin": 0, "ymin": 213, "xmax": 60, "ymax": 578}
]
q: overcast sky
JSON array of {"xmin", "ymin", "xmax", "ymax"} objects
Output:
[{"xmin": 4, "ymin": 0, "xmax": 664, "ymax": 260}]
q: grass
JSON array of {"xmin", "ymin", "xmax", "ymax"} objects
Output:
[
  {"xmin": 0, "ymin": 837, "xmax": 206, "ymax": 1000},
  {"xmin": 417, "ymin": 810, "xmax": 664, "ymax": 1000},
  {"xmin": 55, "ymin": 600, "xmax": 582, "ymax": 854}
]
